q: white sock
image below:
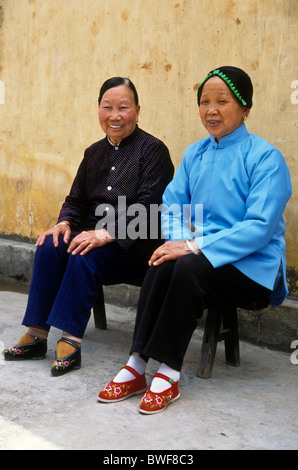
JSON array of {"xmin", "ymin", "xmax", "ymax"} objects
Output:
[
  {"xmin": 150, "ymin": 364, "xmax": 180, "ymax": 393},
  {"xmin": 113, "ymin": 353, "xmax": 147, "ymax": 383}
]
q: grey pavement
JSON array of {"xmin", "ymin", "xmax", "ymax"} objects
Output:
[{"xmin": 0, "ymin": 287, "xmax": 297, "ymax": 451}]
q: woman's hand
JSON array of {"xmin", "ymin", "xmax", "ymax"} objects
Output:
[
  {"xmin": 36, "ymin": 221, "xmax": 71, "ymax": 248},
  {"xmin": 67, "ymin": 229, "xmax": 114, "ymax": 256},
  {"xmin": 149, "ymin": 239, "xmax": 200, "ymax": 266}
]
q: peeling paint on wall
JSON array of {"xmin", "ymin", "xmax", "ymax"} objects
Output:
[
  {"xmin": 0, "ymin": 80, "xmax": 4, "ymax": 103},
  {"xmin": 0, "ymin": 1, "xmax": 3, "ymax": 29}
]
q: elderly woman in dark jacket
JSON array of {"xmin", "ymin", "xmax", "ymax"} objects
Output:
[{"xmin": 4, "ymin": 77, "xmax": 174, "ymax": 376}]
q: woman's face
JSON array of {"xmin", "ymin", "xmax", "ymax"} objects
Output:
[
  {"xmin": 98, "ymin": 85, "xmax": 140, "ymax": 145},
  {"xmin": 199, "ymin": 77, "xmax": 250, "ymax": 142}
]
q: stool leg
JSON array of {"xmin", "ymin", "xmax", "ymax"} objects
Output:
[
  {"xmin": 222, "ymin": 306, "xmax": 240, "ymax": 367},
  {"xmin": 93, "ymin": 284, "xmax": 107, "ymax": 330},
  {"xmin": 197, "ymin": 308, "xmax": 222, "ymax": 379}
]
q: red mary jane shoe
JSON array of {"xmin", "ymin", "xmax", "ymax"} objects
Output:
[
  {"xmin": 98, "ymin": 365, "xmax": 147, "ymax": 403},
  {"xmin": 139, "ymin": 372, "xmax": 180, "ymax": 414}
]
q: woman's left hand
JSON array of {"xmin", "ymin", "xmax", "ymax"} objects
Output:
[
  {"xmin": 67, "ymin": 229, "xmax": 114, "ymax": 256},
  {"xmin": 149, "ymin": 240, "xmax": 197, "ymax": 266}
]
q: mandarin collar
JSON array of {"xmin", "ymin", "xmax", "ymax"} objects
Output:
[
  {"xmin": 210, "ymin": 123, "xmax": 249, "ymax": 148},
  {"xmin": 106, "ymin": 125, "xmax": 139, "ymax": 148}
]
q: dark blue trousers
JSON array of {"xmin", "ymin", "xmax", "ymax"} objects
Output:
[{"xmin": 22, "ymin": 236, "xmax": 148, "ymax": 338}]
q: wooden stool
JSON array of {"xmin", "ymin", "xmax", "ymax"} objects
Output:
[
  {"xmin": 197, "ymin": 298, "xmax": 269, "ymax": 379},
  {"xmin": 93, "ymin": 280, "xmax": 143, "ymax": 330}
]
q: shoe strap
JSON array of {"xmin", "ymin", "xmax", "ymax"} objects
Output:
[
  {"xmin": 57, "ymin": 338, "xmax": 81, "ymax": 350},
  {"xmin": 153, "ymin": 372, "xmax": 177, "ymax": 384},
  {"xmin": 122, "ymin": 364, "xmax": 142, "ymax": 378}
]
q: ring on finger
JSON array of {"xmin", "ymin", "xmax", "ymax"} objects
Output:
[{"xmin": 84, "ymin": 240, "xmax": 90, "ymax": 246}]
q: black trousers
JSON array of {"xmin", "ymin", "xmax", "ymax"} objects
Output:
[{"xmin": 130, "ymin": 254, "xmax": 271, "ymax": 371}]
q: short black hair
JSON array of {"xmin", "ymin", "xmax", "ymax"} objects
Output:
[{"xmin": 98, "ymin": 77, "xmax": 139, "ymax": 106}]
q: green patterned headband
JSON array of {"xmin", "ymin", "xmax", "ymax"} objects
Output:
[{"xmin": 197, "ymin": 67, "xmax": 253, "ymax": 108}]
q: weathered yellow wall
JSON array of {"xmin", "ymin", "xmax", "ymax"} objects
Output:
[{"xmin": 0, "ymin": 0, "xmax": 297, "ymax": 293}]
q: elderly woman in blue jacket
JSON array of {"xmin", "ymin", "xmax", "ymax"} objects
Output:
[{"xmin": 98, "ymin": 66, "xmax": 292, "ymax": 414}]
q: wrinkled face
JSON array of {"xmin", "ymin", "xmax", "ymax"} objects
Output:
[
  {"xmin": 98, "ymin": 85, "xmax": 140, "ymax": 145},
  {"xmin": 199, "ymin": 77, "xmax": 250, "ymax": 141}
]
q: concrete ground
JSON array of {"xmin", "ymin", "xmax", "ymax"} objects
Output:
[{"xmin": 0, "ymin": 287, "xmax": 297, "ymax": 451}]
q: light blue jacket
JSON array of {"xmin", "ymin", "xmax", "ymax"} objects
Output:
[{"xmin": 162, "ymin": 124, "xmax": 292, "ymax": 305}]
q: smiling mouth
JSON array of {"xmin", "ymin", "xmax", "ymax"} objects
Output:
[
  {"xmin": 109, "ymin": 125, "xmax": 121, "ymax": 129},
  {"xmin": 207, "ymin": 121, "xmax": 221, "ymax": 127}
]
